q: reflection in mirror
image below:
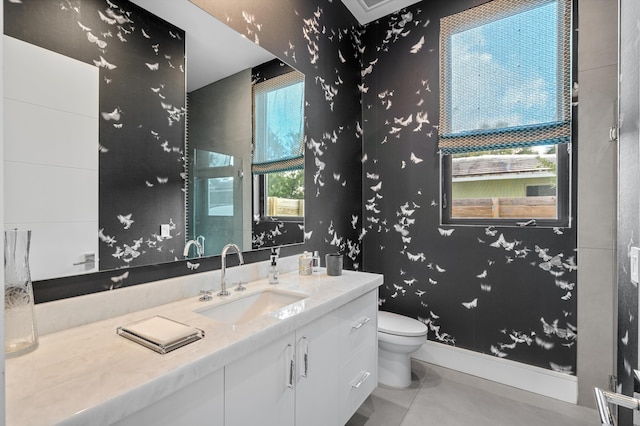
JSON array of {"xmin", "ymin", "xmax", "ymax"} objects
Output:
[
  {"xmin": 187, "ymin": 56, "xmax": 305, "ymax": 256},
  {"xmin": 3, "ymin": 0, "xmax": 305, "ymax": 282}
]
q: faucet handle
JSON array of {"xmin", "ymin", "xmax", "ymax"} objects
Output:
[
  {"xmin": 199, "ymin": 290, "xmax": 213, "ymax": 301},
  {"xmin": 235, "ymin": 281, "xmax": 247, "ymax": 292}
]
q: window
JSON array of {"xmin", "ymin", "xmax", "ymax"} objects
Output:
[
  {"xmin": 439, "ymin": 0, "xmax": 572, "ymax": 226},
  {"xmin": 252, "ymin": 66, "xmax": 305, "ymax": 218},
  {"xmin": 254, "ymin": 170, "xmax": 305, "ymax": 218}
]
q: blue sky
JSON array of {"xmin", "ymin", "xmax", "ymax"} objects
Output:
[
  {"xmin": 262, "ymin": 81, "xmax": 304, "ymax": 157},
  {"xmin": 449, "ymin": 1, "xmax": 560, "ymax": 133}
]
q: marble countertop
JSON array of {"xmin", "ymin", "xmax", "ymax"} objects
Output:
[{"xmin": 5, "ymin": 269, "xmax": 382, "ymax": 426}]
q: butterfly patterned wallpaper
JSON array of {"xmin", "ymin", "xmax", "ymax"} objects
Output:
[
  {"xmin": 360, "ymin": 1, "xmax": 579, "ymax": 374},
  {"xmin": 4, "ymin": 0, "xmax": 186, "ymax": 272},
  {"xmin": 5, "ymin": 0, "xmax": 587, "ymax": 377}
]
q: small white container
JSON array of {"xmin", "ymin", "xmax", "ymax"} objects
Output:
[{"xmin": 298, "ymin": 252, "xmax": 312, "ymax": 275}]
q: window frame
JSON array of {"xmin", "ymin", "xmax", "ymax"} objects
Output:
[{"xmin": 440, "ymin": 143, "xmax": 571, "ymax": 228}]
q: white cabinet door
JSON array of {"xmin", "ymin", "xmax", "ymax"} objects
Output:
[
  {"xmin": 114, "ymin": 367, "xmax": 224, "ymax": 426},
  {"xmin": 295, "ymin": 312, "xmax": 341, "ymax": 426},
  {"xmin": 225, "ymin": 332, "xmax": 296, "ymax": 426}
]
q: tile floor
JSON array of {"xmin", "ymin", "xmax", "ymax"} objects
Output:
[{"xmin": 346, "ymin": 360, "xmax": 601, "ymax": 426}]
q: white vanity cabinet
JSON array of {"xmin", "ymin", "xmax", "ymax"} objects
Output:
[
  {"xmin": 113, "ymin": 367, "xmax": 224, "ymax": 426},
  {"xmin": 225, "ymin": 289, "xmax": 378, "ymax": 426},
  {"xmin": 224, "ymin": 313, "xmax": 341, "ymax": 426}
]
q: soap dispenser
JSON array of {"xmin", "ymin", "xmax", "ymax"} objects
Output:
[{"xmin": 269, "ymin": 251, "xmax": 279, "ymax": 285}]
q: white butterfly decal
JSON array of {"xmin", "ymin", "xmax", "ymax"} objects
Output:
[
  {"xmin": 438, "ymin": 227, "xmax": 454, "ymax": 237},
  {"xmin": 462, "ymin": 298, "xmax": 478, "ymax": 309},
  {"xmin": 117, "ymin": 213, "xmax": 134, "ymax": 229}
]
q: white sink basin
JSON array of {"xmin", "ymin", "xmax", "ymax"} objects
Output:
[{"xmin": 195, "ymin": 289, "xmax": 308, "ymax": 325}]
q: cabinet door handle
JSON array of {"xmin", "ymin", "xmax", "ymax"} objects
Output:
[
  {"xmin": 286, "ymin": 344, "xmax": 295, "ymax": 389},
  {"xmin": 300, "ymin": 336, "xmax": 309, "ymax": 378},
  {"xmin": 351, "ymin": 371, "xmax": 371, "ymax": 389},
  {"xmin": 351, "ymin": 317, "xmax": 371, "ymax": 330}
]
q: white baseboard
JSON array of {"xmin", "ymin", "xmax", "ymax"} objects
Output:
[{"xmin": 413, "ymin": 340, "xmax": 578, "ymax": 404}]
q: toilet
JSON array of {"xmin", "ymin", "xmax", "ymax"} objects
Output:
[{"xmin": 377, "ymin": 311, "xmax": 428, "ymax": 388}]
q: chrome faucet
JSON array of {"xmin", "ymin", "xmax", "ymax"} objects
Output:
[
  {"xmin": 196, "ymin": 235, "xmax": 206, "ymax": 255},
  {"xmin": 594, "ymin": 370, "xmax": 640, "ymax": 425},
  {"xmin": 219, "ymin": 243, "xmax": 244, "ymax": 297},
  {"xmin": 183, "ymin": 239, "xmax": 204, "ymax": 258}
]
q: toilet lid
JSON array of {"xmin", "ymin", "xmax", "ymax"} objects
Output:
[{"xmin": 378, "ymin": 311, "xmax": 428, "ymax": 337}]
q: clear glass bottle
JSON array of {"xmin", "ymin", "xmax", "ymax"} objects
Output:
[
  {"xmin": 4, "ymin": 229, "xmax": 39, "ymax": 357},
  {"xmin": 312, "ymin": 251, "xmax": 320, "ymax": 274}
]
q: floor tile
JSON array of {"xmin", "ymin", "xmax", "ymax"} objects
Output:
[
  {"xmin": 372, "ymin": 360, "xmax": 430, "ymax": 409},
  {"xmin": 346, "ymin": 394, "xmax": 410, "ymax": 426},
  {"xmin": 347, "ymin": 360, "xmax": 601, "ymax": 426}
]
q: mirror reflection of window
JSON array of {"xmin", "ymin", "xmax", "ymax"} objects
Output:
[
  {"xmin": 265, "ymin": 170, "xmax": 305, "ymax": 217},
  {"xmin": 252, "ymin": 64, "xmax": 305, "ymax": 219}
]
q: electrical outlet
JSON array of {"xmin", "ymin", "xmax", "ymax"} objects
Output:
[
  {"xmin": 160, "ymin": 224, "xmax": 171, "ymax": 238},
  {"xmin": 631, "ymin": 247, "xmax": 639, "ymax": 284}
]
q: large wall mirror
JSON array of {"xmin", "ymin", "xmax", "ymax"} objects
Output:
[{"xmin": 3, "ymin": 0, "xmax": 305, "ymax": 282}]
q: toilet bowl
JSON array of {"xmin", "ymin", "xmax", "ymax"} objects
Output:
[{"xmin": 377, "ymin": 311, "xmax": 428, "ymax": 388}]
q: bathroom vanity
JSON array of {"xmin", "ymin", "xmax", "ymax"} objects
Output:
[{"xmin": 5, "ymin": 267, "xmax": 382, "ymax": 426}]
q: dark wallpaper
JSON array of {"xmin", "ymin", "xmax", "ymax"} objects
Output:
[
  {"xmin": 360, "ymin": 1, "xmax": 579, "ymax": 374},
  {"xmin": 5, "ymin": 0, "xmax": 590, "ymax": 378}
]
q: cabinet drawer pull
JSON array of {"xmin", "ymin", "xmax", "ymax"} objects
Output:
[
  {"xmin": 351, "ymin": 371, "xmax": 371, "ymax": 389},
  {"xmin": 301, "ymin": 336, "xmax": 309, "ymax": 378},
  {"xmin": 351, "ymin": 317, "xmax": 371, "ymax": 330},
  {"xmin": 286, "ymin": 344, "xmax": 295, "ymax": 389}
]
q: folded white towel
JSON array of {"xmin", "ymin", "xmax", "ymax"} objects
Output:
[{"xmin": 122, "ymin": 316, "xmax": 198, "ymax": 347}]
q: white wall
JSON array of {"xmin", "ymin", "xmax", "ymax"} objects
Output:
[{"xmin": 3, "ymin": 36, "xmax": 99, "ymax": 281}]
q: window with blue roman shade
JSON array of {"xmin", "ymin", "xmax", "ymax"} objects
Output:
[
  {"xmin": 252, "ymin": 71, "xmax": 305, "ymax": 174},
  {"xmin": 439, "ymin": 0, "xmax": 573, "ymax": 226}
]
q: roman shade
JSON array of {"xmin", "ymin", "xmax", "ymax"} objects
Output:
[
  {"xmin": 438, "ymin": 0, "xmax": 572, "ymax": 154},
  {"xmin": 252, "ymin": 71, "xmax": 305, "ymax": 174}
]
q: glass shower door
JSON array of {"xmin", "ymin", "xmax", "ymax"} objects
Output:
[{"xmin": 189, "ymin": 149, "xmax": 244, "ymax": 256}]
